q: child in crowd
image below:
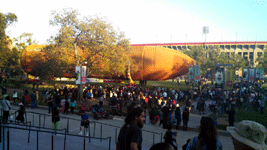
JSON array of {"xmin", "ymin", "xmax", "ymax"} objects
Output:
[
  {"xmin": 79, "ymin": 110, "xmax": 90, "ymax": 136},
  {"xmin": 69, "ymin": 97, "xmax": 76, "ymax": 114}
]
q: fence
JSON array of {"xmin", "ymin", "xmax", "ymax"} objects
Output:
[
  {"xmin": 0, "ymin": 124, "xmax": 112, "ymax": 150},
  {"xmin": 3, "ymin": 108, "xmax": 163, "ymax": 147}
]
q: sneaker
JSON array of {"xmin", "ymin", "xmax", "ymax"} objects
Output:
[{"xmin": 79, "ymin": 131, "xmax": 82, "ymax": 135}]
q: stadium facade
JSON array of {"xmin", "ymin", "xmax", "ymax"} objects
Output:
[{"xmin": 132, "ymin": 41, "xmax": 267, "ymax": 66}]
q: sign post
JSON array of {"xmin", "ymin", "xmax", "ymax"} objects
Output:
[{"xmin": 76, "ymin": 62, "xmax": 87, "ymax": 101}]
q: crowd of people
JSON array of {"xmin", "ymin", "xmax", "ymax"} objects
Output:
[
  {"xmin": 116, "ymin": 106, "xmax": 267, "ymax": 150},
  {"xmin": 1, "ymin": 80, "xmax": 267, "ymax": 149}
]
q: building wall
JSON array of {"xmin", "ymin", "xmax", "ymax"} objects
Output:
[{"xmin": 161, "ymin": 43, "xmax": 266, "ymax": 67}]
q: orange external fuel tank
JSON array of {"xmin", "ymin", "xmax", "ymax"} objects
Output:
[{"xmin": 21, "ymin": 45, "xmax": 195, "ymax": 81}]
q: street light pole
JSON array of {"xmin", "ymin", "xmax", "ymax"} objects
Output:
[
  {"xmin": 80, "ymin": 63, "xmax": 82, "ymax": 102},
  {"xmin": 78, "ymin": 61, "xmax": 87, "ymax": 102}
]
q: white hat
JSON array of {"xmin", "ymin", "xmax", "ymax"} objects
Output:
[
  {"xmin": 18, "ymin": 103, "xmax": 23, "ymax": 106},
  {"xmin": 227, "ymin": 120, "xmax": 267, "ymax": 150}
]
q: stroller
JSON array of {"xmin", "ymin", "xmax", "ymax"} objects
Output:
[{"xmin": 92, "ymin": 105, "xmax": 111, "ymax": 120}]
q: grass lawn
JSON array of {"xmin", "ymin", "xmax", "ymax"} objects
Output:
[{"xmin": 235, "ymin": 107, "xmax": 267, "ymax": 128}]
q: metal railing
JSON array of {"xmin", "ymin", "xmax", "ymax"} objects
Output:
[
  {"xmin": 0, "ymin": 124, "xmax": 112, "ymax": 150},
  {"xmin": 3, "ymin": 107, "xmax": 163, "ymax": 146}
]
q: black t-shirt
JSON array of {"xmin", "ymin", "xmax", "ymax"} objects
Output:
[{"xmin": 118, "ymin": 124, "xmax": 142, "ymax": 150}]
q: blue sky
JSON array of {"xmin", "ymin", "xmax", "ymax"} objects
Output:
[{"xmin": 1, "ymin": 0, "xmax": 267, "ymax": 44}]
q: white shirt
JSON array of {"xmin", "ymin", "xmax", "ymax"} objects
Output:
[{"xmin": 13, "ymin": 92, "xmax": 18, "ymax": 98}]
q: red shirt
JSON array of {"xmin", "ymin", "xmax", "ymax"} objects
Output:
[{"xmin": 145, "ymin": 97, "xmax": 148, "ymax": 103}]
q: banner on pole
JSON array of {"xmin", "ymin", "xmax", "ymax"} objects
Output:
[
  {"xmin": 243, "ymin": 68, "xmax": 249, "ymax": 81},
  {"xmin": 195, "ymin": 65, "xmax": 201, "ymax": 82},
  {"xmin": 75, "ymin": 66, "xmax": 81, "ymax": 84},
  {"xmin": 188, "ymin": 65, "xmax": 194, "ymax": 82},
  {"xmin": 260, "ymin": 68, "xmax": 264, "ymax": 79},
  {"xmin": 82, "ymin": 66, "xmax": 87, "ymax": 84},
  {"xmin": 255, "ymin": 68, "xmax": 260, "ymax": 80},
  {"xmin": 249, "ymin": 68, "xmax": 255, "ymax": 82},
  {"xmin": 215, "ymin": 67, "xmax": 224, "ymax": 88},
  {"xmin": 225, "ymin": 69, "xmax": 233, "ymax": 87}
]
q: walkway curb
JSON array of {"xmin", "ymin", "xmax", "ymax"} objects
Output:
[{"xmin": 12, "ymin": 103, "xmax": 231, "ymax": 137}]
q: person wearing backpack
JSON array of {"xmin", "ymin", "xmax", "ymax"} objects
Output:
[{"xmin": 163, "ymin": 124, "xmax": 178, "ymax": 150}]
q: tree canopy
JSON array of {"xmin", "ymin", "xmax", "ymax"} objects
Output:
[
  {"xmin": 36, "ymin": 8, "xmax": 135, "ymax": 79},
  {"xmin": 181, "ymin": 46, "xmax": 246, "ymax": 78},
  {"xmin": 0, "ymin": 12, "xmax": 17, "ymax": 71}
]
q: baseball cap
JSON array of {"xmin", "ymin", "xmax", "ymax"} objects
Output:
[{"xmin": 227, "ymin": 120, "xmax": 267, "ymax": 150}]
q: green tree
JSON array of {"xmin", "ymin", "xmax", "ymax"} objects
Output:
[
  {"xmin": 43, "ymin": 8, "xmax": 135, "ymax": 79},
  {"xmin": 256, "ymin": 47, "xmax": 267, "ymax": 73},
  {"xmin": 0, "ymin": 12, "xmax": 17, "ymax": 71},
  {"xmin": 181, "ymin": 46, "xmax": 246, "ymax": 77}
]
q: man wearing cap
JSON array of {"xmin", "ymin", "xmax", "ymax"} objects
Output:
[{"xmin": 227, "ymin": 120, "xmax": 267, "ymax": 150}]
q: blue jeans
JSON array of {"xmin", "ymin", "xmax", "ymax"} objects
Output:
[
  {"xmin": 183, "ymin": 120, "xmax": 188, "ymax": 130},
  {"xmin": 218, "ymin": 106, "xmax": 222, "ymax": 115},
  {"xmin": 31, "ymin": 100, "xmax": 36, "ymax": 108}
]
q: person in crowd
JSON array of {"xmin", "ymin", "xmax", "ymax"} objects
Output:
[
  {"xmin": 99, "ymin": 96, "xmax": 104, "ymax": 108},
  {"xmin": 47, "ymin": 97, "xmax": 53, "ymax": 113},
  {"xmin": 80, "ymin": 102, "xmax": 87, "ymax": 114},
  {"xmin": 52, "ymin": 107, "xmax": 60, "ymax": 134},
  {"xmin": 186, "ymin": 117, "xmax": 223, "ymax": 150},
  {"xmin": 152, "ymin": 107, "xmax": 160, "ymax": 125},
  {"xmin": 116, "ymin": 107, "xmax": 144, "ymax": 150},
  {"xmin": 2, "ymin": 96, "xmax": 11, "ymax": 124},
  {"xmin": 150, "ymin": 142, "xmax": 176, "ymax": 150},
  {"xmin": 182, "ymin": 139, "xmax": 191, "ymax": 150},
  {"xmin": 87, "ymin": 90, "xmax": 92, "ymax": 100},
  {"xmin": 31, "ymin": 90, "xmax": 37, "ymax": 109},
  {"xmin": 227, "ymin": 120, "xmax": 267, "ymax": 150},
  {"xmin": 22, "ymin": 91, "xmax": 30, "ymax": 109},
  {"xmin": 226, "ymin": 107, "xmax": 236, "ymax": 126},
  {"xmin": 175, "ymin": 105, "xmax": 181, "ymax": 130},
  {"xmin": 16, "ymin": 103, "xmax": 25, "ymax": 123},
  {"xmin": 12, "ymin": 90, "xmax": 18, "ymax": 103},
  {"xmin": 162, "ymin": 105, "xmax": 170, "ymax": 129},
  {"xmin": 60, "ymin": 96, "xmax": 65, "ymax": 113},
  {"xmin": 64, "ymin": 96, "xmax": 69, "ymax": 115},
  {"xmin": 78, "ymin": 110, "xmax": 90, "ymax": 136},
  {"xmin": 164, "ymin": 124, "xmax": 178, "ymax": 150},
  {"xmin": 182, "ymin": 107, "xmax": 189, "ymax": 131},
  {"xmin": 1, "ymin": 86, "xmax": 7, "ymax": 95},
  {"xmin": 186, "ymin": 99, "xmax": 192, "ymax": 113},
  {"xmin": 69, "ymin": 97, "xmax": 76, "ymax": 114},
  {"xmin": 110, "ymin": 95, "xmax": 118, "ymax": 116}
]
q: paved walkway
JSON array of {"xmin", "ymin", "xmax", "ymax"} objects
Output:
[{"xmin": 0, "ymin": 100, "xmax": 234, "ymax": 150}]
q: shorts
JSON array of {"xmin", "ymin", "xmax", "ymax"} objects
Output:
[{"xmin": 81, "ymin": 121, "xmax": 89, "ymax": 128}]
